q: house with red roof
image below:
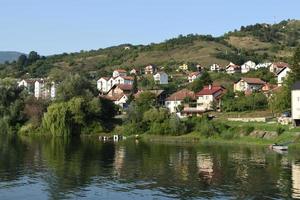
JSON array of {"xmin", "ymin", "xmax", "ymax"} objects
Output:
[
  {"xmin": 269, "ymin": 62, "xmax": 289, "ymax": 74},
  {"xmin": 104, "ymin": 84, "xmax": 133, "ymax": 108},
  {"xmin": 234, "ymin": 77, "xmax": 266, "ymax": 93},
  {"xmin": 196, "ymin": 85, "xmax": 225, "ymax": 111},
  {"xmin": 225, "ymin": 62, "xmax": 241, "ymax": 74},
  {"xmin": 188, "ymin": 72, "xmax": 202, "ymax": 83},
  {"xmin": 165, "ymin": 89, "xmax": 196, "ymax": 113},
  {"xmin": 113, "ymin": 69, "xmax": 127, "ymax": 78}
]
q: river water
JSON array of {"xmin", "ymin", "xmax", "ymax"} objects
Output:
[{"xmin": 0, "ymin": 134, "xmax": 299, "ymax": 199}]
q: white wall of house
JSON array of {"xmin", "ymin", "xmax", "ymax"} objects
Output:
[
  {"xmin": 165, "ymin": 100, "xmax": 181, "ymax": 113},
  {"xmin": 188, "ymin": 75, "xmax": 200, "ymax": 83},
  {"xmin": 234, "ymin": 81, "xmax": 263, "ymax": 92},
  {"xmin": 154, "ymin": 73, "xmax": 168, "ymax": 84},
  {"xmin": 18, "ymin": 80, "xmax": 28, "ymax": 88},
  {"xmin": 210, "ymin": 64, "xmax": 220, "ymax": 71},
  {"xmin": 292, "ymin": 89, "xmax": 300, "ymax": 120},
  {"xmin": 197, "ymin": 95, "xmax": 214, "ymax": 111},
  {"xmin": 113, "ymin": 70, "xmax": 127, "ymax": 78},
  {"xmin": 277, "ymin": 67, "xmax": 291, "ymax": 86},
  {"xmin": 241, "ymin": 61, "xmax": 256, "ymax": 74},
  {"xmin": 97, "ymin": 78, "xmax": 109, "ymax": 92},
  {"xmin": 114, "ymin": 95, "xmax": 128, "ymax": 108},
  {"xmin": 114, "ymin": 76, "xmax": 133, "ymax": 85},
  {"xmin": 34, "ymin": 81, "xmax": 44, "ymax": 99},
  {"xmin": 255, "ymin": 62, "xmax": 271, "ymax": 70},
  {"xmin": 50, "ymin": 82, "xmax": 56, "ymax": 99}
]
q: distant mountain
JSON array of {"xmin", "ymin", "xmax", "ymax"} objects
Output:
[{"xmin": 0, "ymin": 51, "xmax": 24, "ymax": 63}]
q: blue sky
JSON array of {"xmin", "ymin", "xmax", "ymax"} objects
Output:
[{"xmin": 1, "ymin": 0, "xmax": 300, "ymax": 55}]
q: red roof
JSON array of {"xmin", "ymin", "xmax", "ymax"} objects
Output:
[
  {"xmin": 188, "ymin": 72, "xmax": 201, "ymax": 77},
  {"xmin": 116, "ymin": 84, "xmax": 132, "ymax": 91},
  {"xmin": 166, "ymin": 89, "xmax": 196, "ymax": 101},
  {"xmin": 114, "ymin": 69, "xmax": 127, "ymax": 73},
  {"xmin": 273, "ymin": 62, "xmax": 289, "ymax": 68},
  {"xmin": 196, "ymin": 85, "xmax": 224, "ymax": 96},
  {"xmin": 238, "ymin": 77, "xmax": 266, "ymax": 85}
]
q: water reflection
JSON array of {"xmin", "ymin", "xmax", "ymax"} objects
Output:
[{"xmin": 0, "ymin": 134, "xmax": 299, "ymax": 199}]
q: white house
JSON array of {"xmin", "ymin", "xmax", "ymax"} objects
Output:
[
  {"xmin": 255, "ymin": 62, "xmax": 272, "ymax": 70},
  {"xmin": 34, "ymin": 79, "xmax": 45, "ymax": 99},
  {"xmin": 165, "ymin": 89, "xmax": 195, "ymax": 113},
  {"xmin": 196, "ymin": 85, "xmax": 225, "ymax": 111},
  {"xmin": 18, "ymin": 79, "xmax": 36, "ymax": 93},
  {"xmin": 188, "ymin": 72, "xmax": 202, "ymax": 83},
  {"xmin": 145, "ymin": 65, "xmax": 157, "ymax": 74},
  {"xmin": 178, "ymin": 64, "xmax": 188, "ymax": 71},
  {"xmin": 130, "ymin": 68, "xmax": 139, "ymax": 75},
  {"xmin": 277, "ymin": 67, "xmax": 291, "ymax": 86},
  {"xmin": 114, "ymin": 76, "xmax": 134, "ymax": 85},
  {"xmin": 113, "ymin": 69, "xmax": 127, "ymax": 78},
  {"xmin": 50, "ymin": 82, "xmax": 56, "ymax": 99},
  {"xmin": 292, "ymin": 82, "xmax": 300, "ymax": 126},
  {"xmin": 241, "ymin": 60, "xmax": 256, "ymax": 74},
  {"xmin": 210, "ymin": 64, "xmax": 221, "ymax": 72},
  {"xmin": 153, "ymin": 72, "xmax": 168, "ymax": 84},
  {"xmin": 225, "ymin": 62, "xmax": 241, "ymax": 74},
  {"xmin": 270, "ymin": 62, "xmax": 289, "ymax": 74},
  {"xmin": 97, "ymin": 77, "xmax": 110, "ymax": 93},
  {"xmin": 234, "ymin": 77, "xmax": 266, "ymax": 93}
]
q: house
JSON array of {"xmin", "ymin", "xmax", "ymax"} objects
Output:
[
  {"xmin": 105, "ymin": 84, "xmax": 133, "ymax": 108},
  {"xmin": 262, "ymin": 83, "xmax": 279, "ymax": 98},
  {"xmin": 234, "ymin": 77, "xmax": 266, "ymax": 93},
  {"xmin": 165, "ymin": 89, "xmax": 196, "ymax": 113},
  {"xmin": 34, "ymin": 79, "xmax": 56, "ymax": 99},
  {"xmin": 196, "ymin": 85, "xmax": 225, "ymax": 111},
  {"xmin": 18, "ymin": 79, "xmax": 36, "ymax": 93},
  {"xmin": 241, "ymin": 61, "xmax": 256, "ymax": 74},
  {"xmin": 34, "ymin": 79, "xmax": 45, "ymax": 99},
  {"xmin": 145, "ymin": 65, "xmax": 157, "ymax": 74},
  {"xmin": 153, "ymin": 72, "xmax": 168, "ymax": 84},
  {"xmin": 130, "ymin": 68, "xmax": 139, "ymax": 75},
  {"xmin": 106, "ymin": 76, "xmax": 134, "ymax": 91},
  {"xmin": 188, "ymin": 72, "xmax": 202, "ymax": 83},
  {"xmin": 210, "ymin": 64, "xmax": 221, "ymax": 72},
  {"xmin": 277, "ymin": 67, "xmax": 291, "ymax": 86},
  {"xmin": 178, "ymin": 64, "xmax": 188, "ymax": 71},
  {"xmin": 97, "ymin": 77, "xmax": 110, "ymax": 93},
  {"xmin": 292, "ymin": 81, "xmax": 300, "ymax": 126},
  {"xmin": 270, "ymin": 62, "xmax": 289, "ymax": 74},
  {"xmin": 255, "ymin": 62, "xmax": 272, "ymax": 70},
  {"xmin": 225, "ymin": 62, "xmax": 241, "ymax": 74},
  {"xmin": 113, "ymin": 69, "xmax": 127, "ymax": 78}
]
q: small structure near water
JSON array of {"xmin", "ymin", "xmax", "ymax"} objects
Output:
[{"xmin": 99, "ymin": 135, "xmax": 126, "ymax": 142}]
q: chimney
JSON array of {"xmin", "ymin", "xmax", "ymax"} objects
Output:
[{"xmin": 209, "ymin": 84, "xmax": 212, "ymax": 90}]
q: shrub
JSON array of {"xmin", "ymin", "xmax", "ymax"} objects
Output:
[
  {"xmin": 276, "ymin": 126, "xmax": 285, "ymax": 135},
  {"xmin": 221, "ymin": 130, "xmax": 235, "ymax": 140}
]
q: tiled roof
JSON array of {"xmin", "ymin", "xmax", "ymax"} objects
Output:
[
  {"xmin": 166, "ymin": 89, "xmax": 196, "ymax": 101},
  {"xmin": 196, "ymin": 85, "xmax": 224, "ymax": 96},
  {"xmin": 116, "ymin": 84, "xmax": 132, "ymax": 91},
  {"xmin": 114, "ymin": 69, "xmax": 127, "ymax": 73},
  {"xmin": 188, "ymin": 72, "xmax": 201, "ymax": 77},
  {"xmin": 239, "ymin": 77, "xmax": 266, "ymax": 85},
  {"xmin": 273, "ymin": 62, "xmax": 289, "ymax": 68}
]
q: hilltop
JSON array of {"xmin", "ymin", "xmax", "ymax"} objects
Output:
[{"xmin": 1, "ymin": 19, "xmax": 300, "ymax": 79}]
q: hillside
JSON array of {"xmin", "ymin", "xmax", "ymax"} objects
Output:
[
  {"xmin": 0, "ymin": 51, "xmax": 24, "ymax": 63},
  {"xmin": 1, "ymin": 19, "xmax": 300, "ymax": 79}
]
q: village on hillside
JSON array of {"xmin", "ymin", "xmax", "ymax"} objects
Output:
[{"xmin": 16, "ymin": 60, "xmax": 300, "ymax": 126}]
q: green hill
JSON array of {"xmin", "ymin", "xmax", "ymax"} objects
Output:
[
  {"xmin": 0, "ymin": 51, "xmax": 24, "ymax": 63},
  {"xmin": 1, "ymin": 19, "xmax": 300, "ymax": 79}
]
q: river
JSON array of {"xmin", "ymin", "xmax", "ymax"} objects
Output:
[{"xmin": 0, "ymin": 134, "xmax": 299, "ymax": 199}]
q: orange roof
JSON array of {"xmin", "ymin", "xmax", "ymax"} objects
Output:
[
  {"xmin": 166, "ymin": 89, "xmax": 196, "ymax": 101},
  {"xmin": 116, "ymin": 84, "xmax": 132, "ymax": 91},
  {"xmin": 114, "ymin": 69, "xmax": 127, "ymax": 73}
]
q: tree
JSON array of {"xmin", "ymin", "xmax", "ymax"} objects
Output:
[
  {"xmin": 191, "ymin": 71, "xmax": 212, "ymax": 92},
  {"xmin": 27, "ymin": 51, "xmax": 40, "ymax": 65},
  {"xmin": 17, "ymin": 55, "xmax": 28, "ymax": 70}
]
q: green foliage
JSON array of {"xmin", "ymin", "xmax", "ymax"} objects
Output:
[
  {"xmin": 42, "ymin": 97, "xmax": 117, "ymax": 137},
  {"xmin": 276, "ymin": 127, "xmax": 285, "ymax": 135},
  {"xmin": 190, "ymin": 71, "xmax": 212, "ymax": 92},
  {"xmin": 222, "ymin": 93, "xmax": 268, "ymax": 112}
]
